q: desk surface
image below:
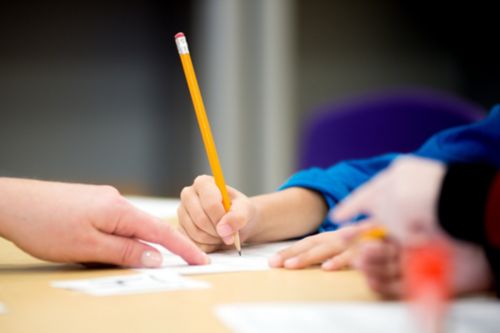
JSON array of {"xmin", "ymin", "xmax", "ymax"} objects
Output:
[{"xmin": 0, "ymin": 197, "xmax": 377, "ymax": 333}]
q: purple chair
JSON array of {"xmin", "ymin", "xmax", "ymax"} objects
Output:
[{"xmin": 297, "ymin": 89, "xmax": 486, "ymax": 169}]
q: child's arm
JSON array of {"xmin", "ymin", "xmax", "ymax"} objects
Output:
[
  {"xmin": 179, "ymin": 106, "xmax": 500, "ymax": 254},
  {"xmin": 281, "ymin": 105, "xmax": 500, "ymax": 233},
  {"xmin": 244, "ymin": 187, "xmax": 328, "ymax": 243},
  {"xmin": 177, "ymin": 175, "xmax": 327, "ymax": 252}
]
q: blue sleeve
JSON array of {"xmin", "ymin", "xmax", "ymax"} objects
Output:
[{"xmin": 280, "ymin": 104, "xmax": 500, "ymax": 232}]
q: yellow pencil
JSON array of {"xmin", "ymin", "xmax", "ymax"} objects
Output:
[
  {"xmin": 358, "ymin": 226, "xmax": 387, "ymax": 242},
  {"xmin": 175, "ymin": 32, "xmax": 241, "ymax": 256}
]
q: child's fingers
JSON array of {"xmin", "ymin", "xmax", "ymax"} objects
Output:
[
  {"xmin": 177, "ymin": 205, "xmax": 221, "ymax": 246},
  {"xmin": 366, "ymin": 275, "xmax": 403, "ymax": 299},
  {"xmin": 336, "ymin": 220, "xmax": 380, "ymax": 243},
  {"xmin": 353, "ymin": 239, "xmax": 399, "ymax": 267},
  {"xmin": 180, "ymin": 185, "xmax": 219, "ymax": 238},
  {"xmin": 193, "ymin": 175, "xmax": 226, "ymax": 227},
  {"xmin": 358, "ymin": 253, "xmax": 401, "ymax": 281},
  {"xmin": 282, "ymin": 242, "xmax": 347, "ymax": 269},
  {"xmin": 177, "ymin": 224, "xmax": 218, "ymax": 254},
  {"xmin": 268, "ymin": 236, "xmax": 318, "ymax": 267},
  {"xmin": 322, "ymin": 248, "xmax": 355, "ymax": 270},
  {"xmin": 216, "ymin": 199, "xmax": 252, "ymax": 244},
  {"xmin": 354, "ymin": 240, "xmax": 402, "ymax": 298}
]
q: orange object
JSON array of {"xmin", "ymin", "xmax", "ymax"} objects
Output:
[
  {"xmin": 358, "ymin": 226, "xmax": 387, "ymax": 241},
  {"xmin": 404, "ymin": 242, "xmax": 452, "ymax": 333},
  {"xmin": 175, "ymin": 32, "xmax": 241, "ymax": 255}
]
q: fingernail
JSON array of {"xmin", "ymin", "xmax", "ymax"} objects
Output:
[
  {"xmin": 284, "ymin": 257, "xmax": 299, "ymax": 268},
  {"xmin": 322, "ymin": 259, "xmax": 335, "ymax": 270},
  {"xmin": 222, "ymin": 235, "xmax": 234, "ymax": 245},
  {"xmin": 217, "ymin": 223, "xmax": 233, "ymax": 237},
  {"xmin": 141, "ymin": 251, "xmax": 163, "ymax": 268},
  {"xmin": 196, "ymin": 253, "xmax": 211, "ymax": 265},
  {"xmin": 268, "ymin": 254, "xmax": 282, "ymax": 267},
  {"xmin": 204, "ymin": 254, "xmax": 211, "ymax": 264}
]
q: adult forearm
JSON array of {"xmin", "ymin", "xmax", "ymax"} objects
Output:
[{"xmin": 0, "ymin": 177, "xmax": 37, "ymax": 240}]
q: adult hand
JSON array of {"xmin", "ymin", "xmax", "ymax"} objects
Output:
[
  {"xmin": 177, "ymin": 175, "xmax": 257, "ymax": 252},
  {"xmin": 332, "ymin": 156, "xmax": 447, "ymax": 245},
  {"xmin": 0, "ymin": 178, "xmax": 208, "ymax": 268}
]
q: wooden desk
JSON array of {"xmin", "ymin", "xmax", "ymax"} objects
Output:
[{"xmin": 0, "ymin": 200, "xmax": 378, "ymax": 333}]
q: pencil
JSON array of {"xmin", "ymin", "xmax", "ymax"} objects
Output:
[
  {"xmin": 358, "ymin": 226, "xmax": 387, "ymax": 242},
  {"xmin": 175, "ymin": 32, "xmax": 242, "ymax": 256}
]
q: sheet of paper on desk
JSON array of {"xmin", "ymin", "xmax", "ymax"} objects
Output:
[
  {"xmin": 125, "ymin": 196, "xmax": 180, "ymax": 218},
  {"xmin": 138, "ymin": 241, "xmax": 295, "ymax": 276},
  {"xmin": 215, "ymin": 299, "xmax": 500, "ymax": 333},
  {"xmin": 52, "ymin": 271, "xmax": 210, "ymax": 296}
]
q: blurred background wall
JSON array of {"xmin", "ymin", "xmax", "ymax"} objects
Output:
[{"xmin": 0, "ymin": 0, "xmax": 497, "ymax": 196}]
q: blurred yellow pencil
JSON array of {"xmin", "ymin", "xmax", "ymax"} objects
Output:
[
  {"xmin": 358, "ymin": 226, "xmax": 387, "ymax": 242},
  {"xmin": 175, "ymin": 32, "xmax": 241, "ymax": 255}
]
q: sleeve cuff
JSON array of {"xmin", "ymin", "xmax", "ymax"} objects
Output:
[{"xmin": 438, "ymin": 164, "xmax": 498, "ymax": 245}]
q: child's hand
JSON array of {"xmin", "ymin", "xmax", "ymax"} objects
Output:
[
  {"xmin": 268, "ymin": 224, "xmax": 371, "ymax": 270},
  {"xmin": 177, "ymin": 175, "xmax": 257, "ymax": 252},
  {"xmin": 352, "ymin": 238, "xmax": 403, "ymax": 298},
  {"xmin": 353, "ymin": 237, "xmax": 493, "ymax": 298}
]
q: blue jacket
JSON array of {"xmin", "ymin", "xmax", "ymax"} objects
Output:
[{"xmin": 280, "ymin": 105, "xmax": 500, "ymax": 232}]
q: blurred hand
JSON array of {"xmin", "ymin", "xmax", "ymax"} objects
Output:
[
  {"xmin": 0, "ymin": 178, "xmax": 208, "ymax": 268},
  {"xmin": 332, "ymin": 156, "xmax": 447, "ymax": 245},
  {"xmin": 353, "ymin": 236, "xmax": 493, "ymax": 298},
  {"xmin": 177, "ymin": 175, "xmax": 257, "ymax": 252},
  {"xmin": 268, "ymin": 223, "xmax": 374, "ymax": 270}
]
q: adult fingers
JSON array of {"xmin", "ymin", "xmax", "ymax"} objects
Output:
[
  {"xmin": 101, "ymin": 206, "xmax": 209, "ymax": 265},
  {"xmin": 89, "ymin": 234, "xmax": 164, "ymax": 268}
]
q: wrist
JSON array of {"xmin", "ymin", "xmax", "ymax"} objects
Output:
[{"xmin": 239, "ymin": 197, "xmax": 262, "ymax": 243}]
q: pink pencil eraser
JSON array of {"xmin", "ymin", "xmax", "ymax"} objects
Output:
[{"xmin": 175, "ymin": 32, "xmax": 185, "ymax": 39}]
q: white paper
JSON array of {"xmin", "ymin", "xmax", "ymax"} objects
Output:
[
  {"xmin": 52, "ymin": 271, "xmax": 209, "ymax": 296},
  {"xmin": 138, "ymin": 241, "xmax": 295, "ymax": 276},
  {"xmin": 125, "ymin": 196, "xmax": 295, "ymax": 275},
  {"xmin": 125, "ymin": 196, "xmax": 180, "ymax": 218},
  {"xmin": 215, "ymin": 298, "xmax": 500, "ymax": 333}
]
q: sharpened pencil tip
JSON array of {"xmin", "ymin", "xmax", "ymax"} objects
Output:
[{"xmin": 238, "ymin": 251, "xmax": 242, "ymax": 256}]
